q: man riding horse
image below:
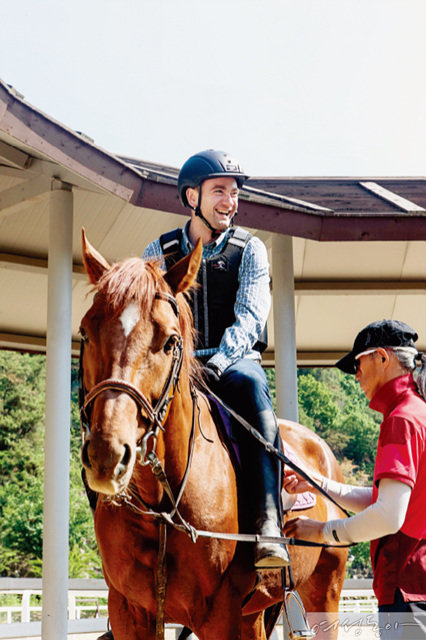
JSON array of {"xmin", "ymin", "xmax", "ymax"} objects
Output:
[{"xmin": 143, "ymin": 149, "xmax": 289, "ymax": 569}]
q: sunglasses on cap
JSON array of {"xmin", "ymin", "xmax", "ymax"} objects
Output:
[{"xmin": 353, "ymin": 348, "xmax": 380, "ymax": 373}]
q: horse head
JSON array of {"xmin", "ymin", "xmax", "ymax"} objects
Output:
[{"xmin": 79, "ymin": 228, "xmax": 202, "ymax": 497}]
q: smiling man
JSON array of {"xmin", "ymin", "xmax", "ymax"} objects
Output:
[
  {"xmin": 143, "ymin": 149, "xmax": 289, "ymax": 569},
  {"xmin": 283, "ymin": 319, "xmax": 426, "ymax": 638}
]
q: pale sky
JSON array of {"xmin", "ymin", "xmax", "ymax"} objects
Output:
[{"xmin": 1, "ymin": 0, "xmax": 425, "ymax": 177}]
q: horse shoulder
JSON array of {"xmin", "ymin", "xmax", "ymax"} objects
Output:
[{"xmin": 183, "ymin": 393, "xmax": 238, "ymax": 525}]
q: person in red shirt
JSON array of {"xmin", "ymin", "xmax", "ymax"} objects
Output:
[{"xmin": 283, "ymin": 319, "xmax": 426, "ymax": 639}]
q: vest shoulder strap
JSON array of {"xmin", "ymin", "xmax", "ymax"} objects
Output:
[
  {"xmin": 160, "ymin": 228, "xmax": 183, "ymax": 253},
  {"xmin": 227, "ymin": 226, "xmax": 252, "ymax": 249}
]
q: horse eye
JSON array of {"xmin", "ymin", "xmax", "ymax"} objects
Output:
[
  {"xmin": 80, "ymin": 327, "xmax": 88, "ymax": 343},
  {"xmin": 163, "ymin": 335, "xmax": 177, "ymax": 354}
]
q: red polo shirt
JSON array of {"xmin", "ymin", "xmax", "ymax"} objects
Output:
[{"xmin": 369, "ymin": 374, "xmax": 426, "ymax": 605}]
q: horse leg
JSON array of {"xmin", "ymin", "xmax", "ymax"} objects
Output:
[
  {"xmin": 195, "ymin": 607, "xmax": 243, "ymax": 639},
  {"xmin": 192, "ymin": 582, "xmax": 256, "ymax": 640},
  {"xmin": 298, "ymin": 546, "xmax": 348, "ymax": 640},
  {"xmin": 107, "ymin": 584, "xmax": 156, "ymax": 640},
  {"xmin": 197, "ymin": 611, "xmax": 264, "ymax": 640},
  {"xmin": 240, "ymin": 611, "xmax": 267, "ymax": 640}
]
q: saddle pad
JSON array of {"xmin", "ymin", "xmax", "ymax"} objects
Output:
[{"xmin": 207, "ymin": 395, "xmax": 242, "ymax": 468}]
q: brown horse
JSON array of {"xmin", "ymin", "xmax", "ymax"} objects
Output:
[{"xmin": 79, "ymin": 229, "xmax": 347, "ymax": 640}]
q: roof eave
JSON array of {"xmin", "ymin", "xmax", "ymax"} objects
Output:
[{"xmin": 3, "ymin": 79, "xmax": 426, "ymax": 242}]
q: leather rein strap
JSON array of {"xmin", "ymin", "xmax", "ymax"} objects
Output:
[{"xmin": 204, "ymin": 385, "xmax": 353, "ymax": 520}]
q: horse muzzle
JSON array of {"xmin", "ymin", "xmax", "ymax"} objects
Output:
[{"xmin": 81, "ymin": 438, "xmax": 134, "ymax": 496}]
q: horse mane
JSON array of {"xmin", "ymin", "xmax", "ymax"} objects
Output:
[{"xmin": 94, "ymin": 256, "xmax": 199, "ymax": 377}]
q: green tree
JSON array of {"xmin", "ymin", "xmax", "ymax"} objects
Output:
[
  {"xmin": 0, "ymin": 352, "xmax": 46, "ymax": 575},
  {"xmin": 0, "ymin": 351, "xmax": 101, "ymax": 577},
  {"xmin": 346, "ymin": 541, "xmax": 373, "ymax": 578},
  {"xmin": 340, "ymin": 411, "xmax": 379, "ymax": 478},
  {"xmin": 297, "ymin": 373, "xmax": 340, "ymax": 438}
]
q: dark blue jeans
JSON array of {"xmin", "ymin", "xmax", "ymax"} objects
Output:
[
  {"xmin": 212, "ymin": 358, "xmax": 284, "ymax": 537},
  {"xmin": 218, "ymin": 358, "xmax": 274, "ymax": 419}
]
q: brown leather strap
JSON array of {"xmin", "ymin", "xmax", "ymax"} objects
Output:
[{"xmin": 155, "ymin": 522, "xmax": 167, "ymax": 640}]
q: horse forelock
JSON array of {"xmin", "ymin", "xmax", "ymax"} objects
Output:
[
  {"xmin": 95, "ymin": 257, "xmax": 157, "ymax": 317},
  {"xmin": 94, "ymin": 257, "xmax": 199, "ymax": 377}
]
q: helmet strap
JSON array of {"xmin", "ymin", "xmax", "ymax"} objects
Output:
[{"xmin": 193, "ymin": 184, "xmax": 221, "ymax": 240}]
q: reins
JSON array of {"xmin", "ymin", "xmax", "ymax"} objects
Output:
[
  {"xmin": 203, "ymin": 386, "xmax": 353, "ymax": 519},
  {"xmin": 120, "ymin": 380, "xmax": 354, "ymax": 550}
]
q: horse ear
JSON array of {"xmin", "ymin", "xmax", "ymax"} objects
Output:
[
  {"xmin": 81, "ymin": 227, "xmax": 110, "ymax": 284},
  {"xmin": 164, "ymin": 239, "xmax": 202, "ymax": 294}
]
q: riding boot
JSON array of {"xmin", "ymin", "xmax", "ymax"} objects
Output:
[{"xmin": 253, "ymin": 410, "xmax": 290, "ymax": 569}]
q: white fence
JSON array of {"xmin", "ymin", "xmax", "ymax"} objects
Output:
[{"xmin": 0, "ymin": 578, "xmax": 377, "ymax": 639}]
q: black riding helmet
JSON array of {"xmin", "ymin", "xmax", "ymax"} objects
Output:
[
  {"xmin": 177, "ymin": 150, "xmax": 248, "ymax": 238},
  {"xmin": 178, "ymin": 149, "xmax": 248, "ymax": 207}
]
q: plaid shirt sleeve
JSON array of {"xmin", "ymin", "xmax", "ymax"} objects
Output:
[
  {"xmin": 208, "ymin": 235, "xmax": 271, "ymax": 373},
  {"xmin": 142, "ymin": 238, "xmax": 166, "ymax": 269}
]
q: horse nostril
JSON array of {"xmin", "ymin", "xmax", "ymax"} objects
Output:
[
  {"xmin": 121, "ymin": 444, "xmax": 131, "ymax": 467},
  {"xmin": 81, "ymin": 441, "xmax": 91, "ymax": 469},
  {"xmin": 115, "ymin": 444, "xmax": 131, "ymax": 479}
]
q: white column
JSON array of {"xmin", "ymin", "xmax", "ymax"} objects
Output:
[
  {"xmin": 272, "ymin": 234, "xmax": 299, "ymax": 422},
  {"xmin": 42, "ymin": 185, "xmax": 73, "ymax": 640}
]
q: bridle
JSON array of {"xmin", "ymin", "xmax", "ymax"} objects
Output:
[{"xmin": 79, "ymin": 291, "xmax": 184, "ymax": 464}]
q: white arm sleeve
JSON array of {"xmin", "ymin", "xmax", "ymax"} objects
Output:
[
  {"xmin": 322, "ymin": 478, "xmax": 412, "ymax": 544},
  {"xmin": 321, "ymin": 477, "xmax": 373, "ymax": 513}
]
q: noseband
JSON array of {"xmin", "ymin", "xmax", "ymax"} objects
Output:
[{"xmin": 79, "ymin": 292, "xmax": 184, "ymax": 464}]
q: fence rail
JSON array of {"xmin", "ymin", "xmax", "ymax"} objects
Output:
[{"xmin": 0, "ymin": 578, "xmax": 377, "ymax": 639}]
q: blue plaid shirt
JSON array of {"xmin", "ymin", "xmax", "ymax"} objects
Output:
[{"xmin": 143, "ymin": 222, "xmax": 271, "ymax": 373}]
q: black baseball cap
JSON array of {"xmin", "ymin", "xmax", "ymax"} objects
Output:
[{"xmin": 335, "ymin": 319, "xmax": 418, "ymax": 374}]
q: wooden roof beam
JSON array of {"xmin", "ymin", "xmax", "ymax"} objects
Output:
[
  {"xmin": 0, "ymin": 175, "xmax": 51, "ymax": 216},
  {"xmin": 0, "ymin": 139, "xmax": 31, "ymax": 170},
  {"xmin": 2, "ymin": 254, "xmax": 425, "ymax": 294},
  {"xmin": 360, "ymin": 181, "xmax": 426, "ymax": 213},
  {"xmin": 0, "ymin": 252, "xmax": 86, "ymax": 278},
  {"xmin": 0, "ymin": 331, "xmax": 81, "ymax": 356},
  {"xmin": 294, "ymin": 280, "xmax": 426, "ymax": 295}
]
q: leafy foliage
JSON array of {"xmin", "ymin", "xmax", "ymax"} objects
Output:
[
  {"xmin": 346, "ymin": 541, "xmax": 373, "ymax": 579},
  {"xmin": 267, "ymin": 366, "xmax": 380, "ymax": 482},
  {"xmin": 0, "ymin": 351, "xmax": 101, "ymax": 577},
  {"xmin": 297, "ymin": 373, "xmax": 340, "ymax": 437}
]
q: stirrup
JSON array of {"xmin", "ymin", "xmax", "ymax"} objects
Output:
[{"xmin": 282, "ymin": 591, "xmax": 315, "ymax": 640}]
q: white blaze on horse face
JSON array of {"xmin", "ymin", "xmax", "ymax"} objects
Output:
[{"xmin": 119, "ymin": 301, "xmax": 140, "ymax": 338}]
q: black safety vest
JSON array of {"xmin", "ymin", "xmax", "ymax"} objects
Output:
[{"xmin": 159, "ymin": 227, "xmax": 267, "ymax": 354}]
